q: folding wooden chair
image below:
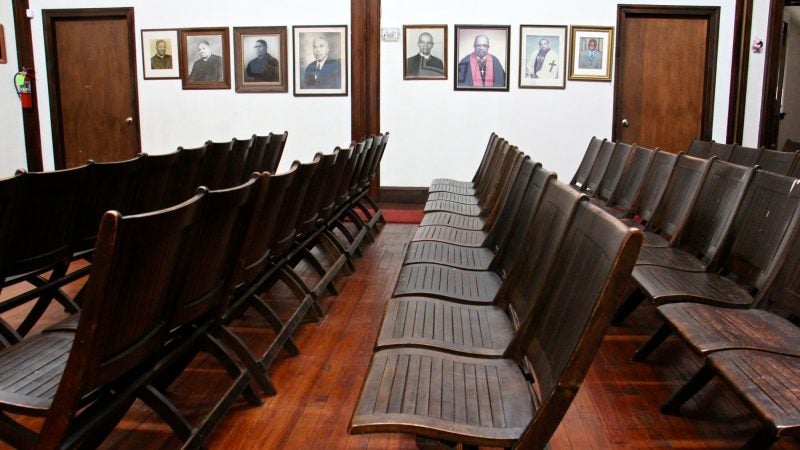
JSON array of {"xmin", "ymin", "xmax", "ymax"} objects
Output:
[
  {"xmin": 430, "ymin": 133, "xmax": 497, "ymax": 191},
  {"xmin": 685, "ymin": 138, "xmax": 712, "ymax": 158},
  {"xmin": 165, "ymin": 143, "xmax": 208, "ymax": 207},
  {"xmin": 576, "ymin": 139, "xmax": 615, "ymax": 196},
  {"xmin": 589, "ymin": 141, "xmax": 635, "ymax": 205},
  {"xmin": 221, "ymin": 134, "xmax": 255, "ymax": 188},
  {"xmin": 258, "ymin": 131, "xmax": 288, "ymax": 173},
  {"xmin": 707, "ymin": 141, "xmax": 735, "ymax": 161},
  {"xmin": 757, "ymin": 148, "xmax": 798, "ymax": 175},
  {"xmin": 598, "ymin": 145, "xmax": 657, "ymax": 218},
  {"xmin": 569, "ymin": 136, "xmax": 605, "ymax": 190},
  {"xmin": 198, "ymin": 138, "xmax": 235, "ymax": 190},
  {"xmin": 617, "ymin": 150, "xmax": 679, "ymax": 226},
  {"xmin": 781, "ymin": 138, "xmax": 800, "ymax": 153},
  {"xmin": 728, "ymin": 144, "xmax": 762, "ymax": 167},
  {"xmin": 128, "ymin": 151, "xmax": 181, "ymax": 213}
]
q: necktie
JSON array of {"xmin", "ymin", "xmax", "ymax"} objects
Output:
[{"xmin": 315, "ymin": 63, "xmax": 321, "ymax": 79}]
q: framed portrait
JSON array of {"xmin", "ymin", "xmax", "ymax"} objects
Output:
[
  {"xmin": 403, "ymin": 25, "xmax": 447, "ymax": 80},
  {"xmin": 454, "ymin": 25, "xmax": 510, "ymax": 92},
  {"xmin": 141, "ymin": 29, "xmax": 179, "ymax": 79},
  {"xmin": 233, "ymin": 27, "xmax": 288, "ymax": 93},
  {"xmin": 519, "ymin": 25, "xmax": 567, "ymax": 89},
  {"xmin": 569, "ymin": 25, "xmax": 614, "ymax": 81},
  {"xmin": 293, "ymin": 25, "xmax": 348, "ymax": 96},
  {"xmin": 0, "ymin": 24, "xmax": 6, "ymax": 64},
  {"xmin": 179, "ymin": 27, "xmax": 231, "ymax": 90}
]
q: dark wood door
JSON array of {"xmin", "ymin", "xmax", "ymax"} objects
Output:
[
  {"xmin": 44, "ymin": 8, "xmax": 140, "ymax": 168},
  {"xmin": 614, "ymin": 6, "xmax": 719, "ymax": 153}
]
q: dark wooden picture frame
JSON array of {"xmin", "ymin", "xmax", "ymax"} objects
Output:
[
  {"xmin": 0, "ymin": 24, "xmax": 7, "ymax": 64},
  {"xmin": 141, "ymin": 28, "xmax": 180, "ymax": 79},
  {"xmin": 403, "ymin": 24, "xmax": 447, "ymax": 80},
  {"xmin": 568, "ymin": 25, "xmax": 614, "ymax": 81},
  {"xmin": 293, "ymin": 25, "xmax": 348, "ymax": 96},
  {"xmin": 179, "ymin": 27, "xmax": 231, "ymax": 90},
  {"xmin": 519, "ymin": 25, "xmax": 567, "ymax": 89},
  {"xmin": 233, "ymin": 26, "xmax": 288, "ymax": 93},
  {"xmin": 454, "ymin": 25, "xmax": 511, "ymax": 91}
]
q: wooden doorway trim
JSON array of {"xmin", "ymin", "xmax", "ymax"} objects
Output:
[
  {"xmin": 351, "ymin": 0, "xmax": 381, "ymax": 198},
  {"xmin": 727, "ymin": 0, "xmax": 753, "ymax": 145},
  {"xmin": 614, "ymin": 5, "xmax": 719, "ymax": 144},
  {"xmin": 42, "ymin": 7, "xmax": 140, "ymax": 169},
  {"xmin": 11, "ymin": 0, "xmax": 43, "ymax": 171}
]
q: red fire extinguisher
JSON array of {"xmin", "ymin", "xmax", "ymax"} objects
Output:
[{"xmin": 14, "ymin": 69, "xmax": 32, "ymax": 109}]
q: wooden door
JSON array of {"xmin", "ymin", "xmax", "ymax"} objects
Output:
[
  {"xmin": 614, "ymin": 6, "xmax": 719, "ymax": 153},
  {"xmin": 43, "ymin": 8, "xmax": 140, "ymax": 168}
]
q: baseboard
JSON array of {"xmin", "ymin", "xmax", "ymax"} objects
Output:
[{"xmin": 379, "ymin": 186, "xmax": 429, "ymax": 204}]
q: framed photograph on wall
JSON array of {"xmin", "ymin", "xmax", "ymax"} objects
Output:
[
  {"xmin": 519, "ymin": 25, "xmax": 567, "ymax": 89},
  {"xmin": 233, "ymin": 26, "xmax": 288, "ymax": 93},
  {"xmin": 141, "ymin": 29, "xmax": 179, "ymax": 79},
  {"xmin": 454, "ymin": 25, "xmax": 510, "ymax": 91},
  {"xmin": 293, "ymin": 25, "xmax": 348, "ymax": 96},
  {"xmin": 403, "ymin": 25, "xmax": 447, "ymax": 80},
  {"xmin": 179, "ymin": 27, "xmax": 231, "ymax": 90},
  {"xmin": 569, "ymin": 25, "xmax": 614, "ymax": 81},
  {"xmin": 0, "ymin": 24, "xmax": 7, "ymax": 64}
]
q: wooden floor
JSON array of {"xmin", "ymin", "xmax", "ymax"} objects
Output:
[{"xmin": 2, "ymin": 223, "xmax": 799, "ymax": 449}]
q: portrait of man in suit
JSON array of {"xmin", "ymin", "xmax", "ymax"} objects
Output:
[
  {"xmin": 294, "ymin": 27, "xmax": 347, "ymax": 95},
  {"xmin": 301, "ymin": 36, "xmax": 341, "ymax": 89},
  {"xmin": 150, "ymin": 39, "xmax": 173, "ymax": 70},
  {"xmin": 188, "ymin": 39, "xmax": 223, "ymax": 82},
  {"xmin": 404, "ymin": 29, "xmax": 446, "ymax": 79}
]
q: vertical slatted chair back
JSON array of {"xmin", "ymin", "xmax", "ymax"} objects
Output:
[
  {"xmin": 570, "ymin": 136, "xmax": 605, "ymax": 188},
  {"xmin": 129, "ymin": 151, "xmax": 181, "ymax": 213},
  {"xmin": 594, "ymin": 141, "xmax": 635, "ymax": 202},
  {"xmin": 319, "ymin": 146, "xmax": 352, "ymax": 222},
  {"xmin": 484, "ymin": 148, "xmax": 526, "ymax": 229},
  {"xmin": 0, "ymin": 174, "xmax": 22, "ymax": 279},
  {"xmin": 170, "ymin": 175, "xmax": 263, "ymax": 328},
  {"xmin": 686, "ymin": 138, "xmax": 712, "ymax": 158},
  {"xmin": 297, "ymin": 152, "xmax": 338, "ymax": 236},
  {"xmin": 673, "ymin": 159, "xmax": 755, "ymax": 269},
  {"xmin": 239, "ymin": 167, "xmax": 296, "ymax": 283},
  {"xmin": 365, "ymin": 132, "xmax": 390, "ymax": 189},
  {"xmin": 757, "ymin": 197, "xmax": 800, "ymax": 318},
  {"xmin": 513, "ymin": 201, "xmax": 642, "ymax": 449},
  {"xmin": 720, "ymin": 170, "xmax": 800, "ymax": 297},
  {"xmin": 757, "ymin": 149, "xmax": 798, "ymax": 175},
  {"xmin": 349, "ymin": 137, "xmax": 373, "ymax": 196},
  {"xmin": 629, "ymin": 150, "xmax": 679, "ymax": 224},
  {"xmin": 270, "ymin": 159, "xmax": 320, "ymax": 257},
  {"xmin": 260, "ymin": 131, "xmax": 288, "ymax": 174},
  {"xmin": 357, "ymin": 134, "xmax": 383, "ymax": 188},
  {"xmin": 198, "ymin": 139, "xmax": 235, "ymax": 190},
  {"xmin": 72, "ymin": 155, "xmax": 144, "ymax": 255},
  {"xmin": 781, "ymin": 138, "xmax": 800, "ymax": 153},
  {"xmin": 729, "ymin": 145, "xmax": 762, "ymax": 167},
  {"xmin": 582, "ymin": 139, "xmax": 616, "ymax": 194},
  {"xmin": 474, "ymin": 138, "xmax": 510, "ymax": 197},
  {"xmin": 470, "ymin": 132, "xmax": 498, "ymax": 185},
  {"xmin": 222, "ymin": 135, "xmax": 255, "ymax": 188},
  {"xmin": 335, "ymin": 141, "xmax": 365, "ymax": 209},
  {"xmin": 499, "ymin": 179, "xmax": 584, "ymax": 329},
  {"xmin": 4, "ymin": 165, "xmax": 89, "ymax": 277},
  {"xmin": 167, "ymin": 143, "xmax": 209, "ymax": 207},
  {"xmin": 246, "ymin": 134, "xmax": 270, "ymax": 175},
  {"xmin": 481, "ymin": 157, "xmax": 538, "ymax": 255},
  {"xmin": 707, "ymin": 142, "xmax": 735, "ymax": 161},
  {"xmin": 646, "ymin": 154, "xmax": 712, "ymax": 242},
  {"xmin": 605, "ymin": 146, "xmax": 657, "ymax": 214}
]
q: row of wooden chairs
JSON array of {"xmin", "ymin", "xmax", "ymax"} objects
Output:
[
  {"xmin": 572, "ymin": 135, "xmax": 800, "ymax": 447},
  {"xmin": 0, "ymin": 132, "xmax": 388, "ymax": 448},
  {"xmin": 348, "ymin": 134, "xmax": 643, "ymax": 449},
  {"xmin": 686, "ymin": 137, "xmax": 800, "ymax": 177}
]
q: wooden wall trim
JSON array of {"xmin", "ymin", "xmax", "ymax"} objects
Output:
[
  {"xmin": 759, "ymin": 0, "xmax": 785, "ymax": 148},
  {"xmin": 12, "ymin": 0, "xmax": 43, "ymax": 171},
  {"xmin": 727, "ymin": 0, "xmax": 753, "ymax": 145}
]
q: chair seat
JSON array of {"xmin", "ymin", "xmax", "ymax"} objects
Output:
[
  {"xmin": 349, "ymin": 348, "xmax": 533, "ymax": 448},
  {"xmin": 376, "ymin": 297, "xmax": 513, "ymax": 356},
  {"xmin": 43, "ymin": 313, "xmax": 81, "ymax": 332},
  {"xmin": 0, "ymin": 332, "xmax": 73, "ymax": 413},
  {"xmin": 708, "ymin": 350, "xmax": 800, "ymax": 436},
  {"xmin": 658, "ymin": 303, "xmax": 800, "ymax": 356},
  {"xmin": 424, "ymin": 200, "xmax": 482, "ymax": 216},
  {"xmin": 430, "ymin": 178, "xmax": 475, "ymax": 188},
  {"xmin": 426, "ymin": 191, "xmax": 480, "ymax": 205},
  {"xmin": 403, "ymin": 242, "xmax": 494, "ymax": 270},
  {"xmin": 420, "ymin": 212, "xmax": 485, "ymax": 230},
  {"xmin": 411, "ymin": 226, "xmax": 487, "ymax": 247},
  {"xmin": 633, "ymin": 265, "xmax": 755, "ymax": 308},
  {"xmin": 393, "ymin": 265, "xmax": 500, "ymax": 304},
  {"xmin": 642, "ymin": 231, "xmax": 670, "ymax": 248},
  {"xmin": 429, "ymin": 184, "xmax": 477, "ymax": 196},
  {"xmin": 635, "ymin": 246, "xmax": 707, "ymax": 272}
]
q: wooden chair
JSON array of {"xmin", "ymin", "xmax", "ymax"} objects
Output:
[
  {"xmin": 781, "ymin": 138, "xmax": 800, "ymax": 153},
  {"xmin": 128, "ymin": 151, "xmax": 181, "ymax": 213},
  {"xmin": 590, "ymin": 141, "xmax": 635, "ymax": 205},
  {"xmin": 198, "ymin": 138, "xmax": 234, "ymax": 190},
  {"xmin": 757, "ymin": 148, "xmax": 798, "ymax": 175},
  {"xmin": 430, "ymin": 133, "xmax": 497, "ymax": 191},
  {"xmin": 0, "ymin": 191, "xmax": 205, "ymax": 449},
  {"xmin": 618, "ymin": 150, "xmax": 679, "ymax": 227},
  {"xmin": 728, "ymin": 144, "xmax": 762, "ymax": 167},
  {"xmin": 221, "ymin": 134, "xmax": 255, "ymax": 188},
  {"xmin": 352, "ymin": 132, "xmax": 389, "ymax": 232},
  {"xmin": 599, "ymin": 145, "xmax": 657, "ymax": 218},
  {"xmin": 569, "ymin": 136, "xmax": 605, "ymax": 190},
  {"xmin": 350, "ymin": 201, "xmax": 642, "ymax": 449},
  {"xmin": 429, "ymin": 136, "xmax": 507, "ymax": 200},
  {"xmin": 577, "ymin": 139, "xmax": 616, "ymax": 196},
  {"xmin": 685, "ymin": 138, "xmax": 712, "ymax": 158},
  {"xmin": 165, "ymin": 143, "xmax": 208, "ymax": 207},
  {"xmin": 707, "ymin": 141, "xmax": 735, "ymax": 161},
  {"xmin": 258, "ymin": 131, "xmax": 288, "ymax": 173}
]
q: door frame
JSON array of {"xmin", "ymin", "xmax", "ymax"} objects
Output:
[
  {"xmin": 613, "ymin": 5, "xmax": 720, "ymax": 144},
  {"xmin": 42, "ymin": 8, "xmax": 141, "ymax": 169}
]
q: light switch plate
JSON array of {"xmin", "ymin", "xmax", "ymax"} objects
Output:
[{"xmin": 381, "ymin": 27, "xmax": 400, "ymax": 42}]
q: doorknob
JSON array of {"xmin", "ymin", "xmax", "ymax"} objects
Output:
[
  {"xmin": 621, "ymin": 118, "xmax": 630, "ymax": 128},
  {"xmin": 125, "ymin": 117, "xmax": 134, "ymax": 125}
]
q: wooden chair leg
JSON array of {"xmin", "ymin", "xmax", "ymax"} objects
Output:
[
  {"xmin": 248, "ymin": 293, "xmax": 301, "ymax": 355},
  {"xmin": 0, "ymin": 411, "xmax": 37, "ymax": 449},
  {"xmin": 299, "ymin": 247, "xmax": 338, "ymax": 296},
  {"xmin": 414, "ymin": 436, "xmax": 457, "ymax": 450},
  {"xmin": 278, "ymin": 266, "xmax": 323, "ymax": 320},
  {"xmin": 362, "ymin": 195, "xmax": 386, "ymax": 225},
  {"xmin": 138, "ymin": 385, "xmax": 194, "ymax": 442},
  {"xmin": 612, "ymin": 289, "xmax": 646, "ymax": 325},
  {"xmin": 742, "ymin": 427, "xmax": 779, "ymax": 449},
  {"xmin": 200, "ymin": 333, "xmax": 261, "ymax": 406},
  {"xmin": 661, "ymin": 363, "xmax": 716, "ymax": 414},
  {"xmin": 0, "ymin": 317, "xmax": 21, "ymax": 348},
  {"xmin": 320, "ymin": 230, "xmax": 354, "ymax": 274},
  {"xmin": 214, "ymin": 325, "xmax": 277, "ymax": 396},
  {"xmin": 259, "ymin": 293, "xmax": 316, "ymax": 370},
  {"xmin": 633, "ymin": 324, "xmax": 673, "ymax": 361}
]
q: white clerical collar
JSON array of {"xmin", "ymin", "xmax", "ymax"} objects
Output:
[{"xmin": 419, "ymin": 53, "xmax": 430, "ymax": 60}]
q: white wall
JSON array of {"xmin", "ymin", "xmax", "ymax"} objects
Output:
[
  {"xmin": 380, "ymin": 0, "xmax": 741, "ymax": 186},
  {"xmin": 0, "ymin": 3, "xmax": 29, "ymax": 173}
]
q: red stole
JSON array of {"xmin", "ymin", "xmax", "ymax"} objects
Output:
[{"xmin": 469, "ymin": 53, "xmax": 494, "ymax": 86}]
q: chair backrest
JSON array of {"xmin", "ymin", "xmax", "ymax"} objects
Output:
[
  {"xmin": 246, "ymin": 134, "xmax": 270, "ymax": 176},
  {"xmin": 606, "ymin": 145, "xmax": 658, "ymax": 214},
  {"xmin": 0, "ymin": 174, "xmax": 23, "ymax": 278},
  {"xmin": 167, "ymin": 143, "xmax": 208, "ymax": 207},
  {"xmin": 674, "ymin": 159, "xmax": 754, "ymax": 269},
  {"xmin": 474, "ymin": 138, "xmax": 509, "ymax": 197},
  {"xmin": 757, "ymin": 199, "xmax": 800, "ymax": 318},
  {"xmin": 270, "ymin": 159, "xmax": 319, "ymax": 257},
  {"xmin": 686, "ymin": 139, "xmax": 712, "ymax": 158},
  {"xmin": 297, "ymin": 151, "xmax": 338, "ymax": 236},
  {"xmin": 728, "ymin": 145, "xmax": 762, "ymax": 167},
  {"xmin": 222, "ymin": 135, "xmax": 255, "ymax": 188},
  {"xmin": 72, "ymin": 155, "xmax": 144, "ymax": 254},
  {"xmin": 357, "ymin": 134, "xmax": 383, "ymax": 189},
  {"xmin": 483, "ymin": 148, "xmax": 526, "ymax": 229},
  {"xmin": 594, "ymin": 141, "xmax": 635, "ymax": 202},
  {"xmin": 129, "ymin": 151, "xmax": 181, "ymax": 213},
  {"xmin": 582, "ymin": 139, "xmax": 616, "ymax": 194},
  {"xmin": 720, "ymin": 170, "xmax": 800, "ymax": 296},
  {"xmin": 4, "ymin": 165, "xmax": 89, "ymax": 277},
  {"xmin": 198, "ymin": 138, "xmax": 235, "ymax": 190},
  {"xmin": 628, "ymin": 150, "xmax": 679, "ymax": 224},
  {"xmin": 259, "ymin": 131, "xmax": 288, "ymax": 173},
  {"xmin": 470, "ymin": 132, "xmax": 498, "ymax": 185},
  {"xmin": 757, "ymin": 149, "xmax": 798, "ymax": 175},
  {"xmin": 646, "ymin": 154, "xmax": 712, "ymax": 243},
  {"xmin": 707, "ymin": 142, "xmax": 735, "ymax": 161},
  {"xmin": 570, "ymin": 136, "xmax": 605, "ymax": 188},
  {"xmin": 781, "ymin": 138, "xmax": 800, "ymax": 153},
  {"xmin": 318, "ymin": 146, "xmax": 352, "ymax": 222},
  {"xmin": 512, "ymin": 201, "xmax": 641, "ymax": 449},
  {"xmin": 365, "ymin": 131, "xmax": 389, "ymax": 189},
  {"xmin": 482, "ymin": 156, "xmax": 538, "ymax": 255},
  {"xmin": 349, "ymin": 137, "xmax": 373, "ymax": 196}
]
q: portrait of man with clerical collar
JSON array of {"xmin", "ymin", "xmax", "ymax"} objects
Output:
[
  {"xmin": 403, "ymin": 25, "xmax": 447, "ymax": 80},
  {"xmin": 519, "ymin": 25, "xmax": 567, "ymax": 89},
  {"xmin": 454, "ymin": 25, "xmax": 510, "ymax": 92}
]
